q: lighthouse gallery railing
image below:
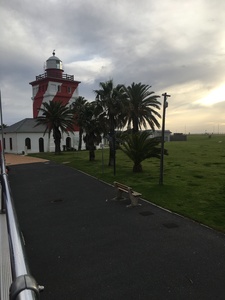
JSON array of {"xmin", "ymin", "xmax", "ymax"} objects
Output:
[{"xmin": 0, "ymin": 155, "xmax": 42, "ymax": 299}]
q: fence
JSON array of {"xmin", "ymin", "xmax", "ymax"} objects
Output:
[{"xmin": 0, "ymin": 148, "xmax": 42, "ymax": 299}]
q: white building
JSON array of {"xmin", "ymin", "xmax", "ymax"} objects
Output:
[
  {"xmin": 3, "ymin": 118, "xmax": 82, "ymax": 154},
  {"xmin": 146, "ymin": 130, "xmax": 172, "ymax": 142}
]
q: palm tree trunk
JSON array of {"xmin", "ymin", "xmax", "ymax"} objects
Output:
[
  {"xmin": 108, "ymin": 119, "xmax": 115, "ymax": 166},
  {"xmin": 133, "ymin": 163, "xmax": 142, "ymax": 172},
  {"xmin": 78, "ymin": 128, "xmax": 83, "ymax": 151},
  {"xmin": 53, "ymin": 127, "xmax": 61, "ymax": 154},
  {"xmin": 132, "ymin": 116, "xmax": 139, "ymax": 133},
  {"xmin": 89, "ymin": 148, "xmax": 95, "ymax": 161},
  {"xmin": 108, "ymin": 138, "xmax": 114, "ymax": 166},
  {"xmin": 55, "ymin": 138, "xmax": 61, "ymax": 155},
  {"xmin": 47, "ymin": 132, "xmax": 50, "ymax": 152},
  {"xmin": 85, "ymin": 133, "xmax": 96, "ymax": 161}
]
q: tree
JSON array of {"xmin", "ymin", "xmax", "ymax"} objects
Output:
[
  {"xmin": 120, "ymin": 131, "xmax": 168, "ymax": 172},
  {"xmin": 94, "ymin": 79, "xmax": 126, "ymax": 166},
  {"xmin": 71, "ymin": 96, "xmax": 88, "ymax": 150},
  {"xmin": 122, "ymin": 82, "xmax": 161, "ymax": 133},
  {"xmin": 0, "ymin": 124, "xmax": 7, "ymax": 130},
  {"xmin": 82, "ymin": 102, "xmax": 102, "ymax": 161},
  {"xmin": 35, "ymin": 101, "xmax": 75, "ymax": 154}
]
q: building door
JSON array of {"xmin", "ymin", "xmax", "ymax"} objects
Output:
[
  {"xmin": 66, "ymin": 137, "xmax": 71, "ymax": 150},
  {"xmin": 39, "ymin": 138, "xmax": 44, "ymax": 152}
]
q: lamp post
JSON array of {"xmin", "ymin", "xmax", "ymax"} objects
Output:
[
  {"xmin": 113, "ymin": 129, "xmax": 116, "ymax": 176},
  {"xmin": 0, "ymin": 90, "xmax": 5, "ymax": 212},
  {"xmin": 159, "ymin": 92, "xmax": 170, "ymax": 185}
]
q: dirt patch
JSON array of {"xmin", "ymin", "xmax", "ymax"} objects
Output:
[{"xmin": 5, "ymin": 154, "xmax": 49, "ymax": 166}]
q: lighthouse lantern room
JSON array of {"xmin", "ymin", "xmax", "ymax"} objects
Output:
[{"xmin": 29, "ymin": 51, "xmax": 81, "ymax": 118}]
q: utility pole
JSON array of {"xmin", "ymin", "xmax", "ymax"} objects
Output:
[
  {"xmin": 113, "ymin": 131, "xmax": 116, "ymax": 176},
  {"xmin": 159, "ymin": 92, "xmax": 170, "ymax": 185},
  {"xmin": 0, "ymin": 90, "xmax": 5, "ymax": 212}
]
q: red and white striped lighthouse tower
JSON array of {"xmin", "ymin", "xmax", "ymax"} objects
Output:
[{"xmin": 29, "ymin": 51, "xmax": 81, "ymax": 118}]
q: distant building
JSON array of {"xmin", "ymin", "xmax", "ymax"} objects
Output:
[
  {"xmin": 145, "ymin": 130, "xmax": 187, "ymax": 142},
  {"xmin": 170, "ymin": 133, "xmax": 187, "ymax": 141},
  {"xmin": 146, "ymin": 130, "xmax": 172, "ymax": 142}
]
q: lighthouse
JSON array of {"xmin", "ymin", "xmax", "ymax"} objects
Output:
[{"xmin": 29, "ymin": 51, "xmax": 81, "ymax": 118}]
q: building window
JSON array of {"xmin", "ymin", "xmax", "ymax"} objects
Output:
[
  {"xmin": 9, "ymin": 138, "xmax": 12, "ymax": 150},
  {"xmin": 68, "ymin": 86, "xmax": 71, "ymax": 94},
  {"xmin": 56, "ymin": 60, "xmax": 62, "ymax": 69},
  {"xmin": 51, "ymin": 84, "xmax": 56, "ymax": 91},
  {"xmin": 58, "ymin": 85, "xmax": 61, "ymax": 92},
  {"xmin": 39, "ymin": 138, "xmax": 44, "ymax": 152},
  {"xmin": 25, "ymin": 138, "xmax": 31, "ymax": 150},
  {"xmin": 33, "ymin": 87, "xmax": 38, "ymax": 97}
]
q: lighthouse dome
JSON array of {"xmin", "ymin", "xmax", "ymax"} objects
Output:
[{"xmin": 45, "ymin": 51, "xmax": 63, "ymax": 71}]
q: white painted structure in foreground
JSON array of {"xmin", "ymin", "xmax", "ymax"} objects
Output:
[{"xmin": 3, "ymin": 118, "xmax": 83, "ymax": 154}]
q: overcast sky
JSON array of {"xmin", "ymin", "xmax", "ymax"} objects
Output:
[{"xmin": 1, "ymin": 0, "xmax": 225, "ymax": 133}]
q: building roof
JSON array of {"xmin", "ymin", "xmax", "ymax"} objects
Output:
[
  {"xmin": 47, "ymin": 51, "xmax": 61, "ymax": 62},
  {"xmin": 3, "ymin": 118, "xmax": 46, "ymax": 133}
]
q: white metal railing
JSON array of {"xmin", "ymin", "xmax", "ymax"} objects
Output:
[
  {"xmin": 0, "ymin": 150, "xmax": 43, "ymax": 299},
  {"xmin": 36, "ymin": 72, "xmax": 74, "ymax": 81},
  {"xmin": 0, "ymin": 91, "xmax": 42, "ymax": 299}
]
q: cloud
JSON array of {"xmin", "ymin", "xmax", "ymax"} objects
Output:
[{"xmin": 1, "ymin": 0, "xmax": 225, "ymax": 133}]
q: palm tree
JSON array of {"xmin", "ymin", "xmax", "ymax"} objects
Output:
[
  {"xmin": 120, "ymin": 131, "xmax": 168, "ymax": 172},
  {"xmin": 0, "ymin": 124, "xmax": 7, "ymax": 130},
  {"xmin": 94, "ymin": 79, "xmax": 126, "ymax": 166},
  {"xmin": 71, "ymin": 96, "xmax": 88, "ymax": 150},
  {"xmin": 82, "ymin": 102, "xmax": 102, "ymax": 161},
  {"xmin": 35, "ymin": 101, "xmax": 75, "ymax": 154},
  {"xmin": 122, "ymin": 82, "xmax": 161, "ymax": 133}
]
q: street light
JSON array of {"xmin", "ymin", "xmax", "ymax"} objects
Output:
[{"xmin": 159, "ymin": 92, "xmax": 170, "ymax": 185}]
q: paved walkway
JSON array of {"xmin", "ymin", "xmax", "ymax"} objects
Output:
[{"xmin": 7, "ymin": 156, "xmax": 225, "ymax": 299}]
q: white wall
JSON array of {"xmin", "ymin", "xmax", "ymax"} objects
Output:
[
  {"xmin": 1, "ymin": 131, "xmax": 85, "ymax": 154},
  {"xmin": 3, "ymin": 132, "xmax": 49, "ymax": 154}
]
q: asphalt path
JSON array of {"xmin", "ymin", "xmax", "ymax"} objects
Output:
[{"xmin": 8, "ymin": 160, "xmax": 225, "ymax": 300}]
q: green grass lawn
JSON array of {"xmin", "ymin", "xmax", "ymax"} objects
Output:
[{"xmin": 30, "ymin": 134, "xmax": 225, "ymax": 233}]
